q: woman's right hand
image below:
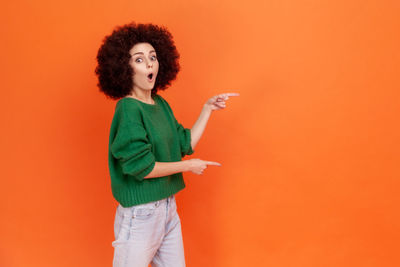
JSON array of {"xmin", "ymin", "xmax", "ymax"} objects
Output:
[{"xmin": 186, "ymin": 159, "xmax": 221, "ymax": 175}]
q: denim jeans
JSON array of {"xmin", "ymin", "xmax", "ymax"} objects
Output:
[{"xmin": 112, "ymin": 195, "xmax": 185, "ymax": 267}]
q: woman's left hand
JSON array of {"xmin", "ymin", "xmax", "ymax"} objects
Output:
[{"xmin": 204, "ymin": 92, "xmax": 240, "ymax": 111}]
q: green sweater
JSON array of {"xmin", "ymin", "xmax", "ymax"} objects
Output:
[{"xmin": 108, "ymin": 94, "xmax": 194, "ymax": 207}]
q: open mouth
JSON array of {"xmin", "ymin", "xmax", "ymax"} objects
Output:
[{"xmin": 147, "ymin": 73, "xmax": 154, "ymax": 81}]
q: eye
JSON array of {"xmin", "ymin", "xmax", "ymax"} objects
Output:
[
  {"xmin": 150, "ymin": 55, "xmax": 157, "ymax": 61},
  {"xmin": 135, "ymin": 58, "xmax": 143, "ymax": 63}
]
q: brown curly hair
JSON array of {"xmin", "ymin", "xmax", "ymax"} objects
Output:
[{"xmin": 95, "ymin": 22, "xmax": 180, "ymax": 99}]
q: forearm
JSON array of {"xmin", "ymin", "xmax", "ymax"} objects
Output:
[
  {"xmin": 144, "ymin": 161, "xmax": 189, "ymax": 179},
  {"xmin": 190, "ymin": 105, "xmax": 212, "ymax": 149}
]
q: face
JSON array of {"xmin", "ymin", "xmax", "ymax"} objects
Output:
[{"xmin": 129, "ymin": 42, "xmax": 159, "ymax": 92}]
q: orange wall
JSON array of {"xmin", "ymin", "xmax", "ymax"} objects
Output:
[{"xmin": 1, "ymin": 0, "xmax": 399, "ymax": 266}]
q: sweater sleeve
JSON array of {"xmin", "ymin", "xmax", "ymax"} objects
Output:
[
  {"xmin": 110, "ymin": 120, "xmax": 156, "ymax": 182},
  {"xmin": 174, "ymin": 117, "xmax": 195, "ymax": 157}
]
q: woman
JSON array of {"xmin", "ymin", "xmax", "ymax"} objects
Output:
[{"xmin": 95, "ymin": 22, "xmax": 238, "ymax": 267}]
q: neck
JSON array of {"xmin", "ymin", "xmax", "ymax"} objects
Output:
[{"xmin": 127, "ymin": 88, "xmax": 153, "ymax": 104}]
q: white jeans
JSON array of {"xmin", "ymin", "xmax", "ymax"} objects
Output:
[{"xmin": 112, "ymin": 195, "xmax": 185, "ymax": 267}]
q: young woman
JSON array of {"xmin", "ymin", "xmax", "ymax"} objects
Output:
[{"xmin": 95, "ymin": 22, "xmax": 238, "ymax": 267}]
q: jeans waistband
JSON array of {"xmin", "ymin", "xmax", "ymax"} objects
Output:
[
  {"xmin": 117, "ymin": 195, "xmax": 175, "ymax": 216},
  {"xmin": 154, "ymin": 194, "xmax": 174, "ymax": 207}
]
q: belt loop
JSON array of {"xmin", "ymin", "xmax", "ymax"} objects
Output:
[{"xmin": 131, "ymin": 206, "xmax": 136, "ymax": 217}]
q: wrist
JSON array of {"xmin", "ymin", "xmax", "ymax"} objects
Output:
[
  {"xmin": 182, "ymin": 160, "xmax": 191, "ymax": 172},
  {"xmin": 203, "ymin": 104, "xmax": 213, "ymax": 114}
]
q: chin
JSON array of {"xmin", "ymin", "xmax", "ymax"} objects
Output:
[{"xmin": 140, "ymin": 86, "xmax": 154, "ymax": 91}]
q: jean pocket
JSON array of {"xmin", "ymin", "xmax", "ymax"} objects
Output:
[{"xmin": 113, "ymin": 212, "xmax": 132, "ymax": 244}]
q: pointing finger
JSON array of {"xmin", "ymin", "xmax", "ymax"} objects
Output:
[
  {"xmin": 226, "ymin": 93, "xmax": 240, "ymax": 96},
  {"xmin": 206, "ymin": 161, "xmax": 222, "ymax": 166},
  {"xmin": 217, "ymin": 93, "xmax": 240, "ymax": 100}
]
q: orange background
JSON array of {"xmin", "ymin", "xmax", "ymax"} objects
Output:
[{"xmin": 1, "ymin": 0, "xmax": 399, "ymax": 266}]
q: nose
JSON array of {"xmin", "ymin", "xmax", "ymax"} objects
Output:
[{"xmin": 146, "ymin": 60, "xmax": 153, "ymax": 68}]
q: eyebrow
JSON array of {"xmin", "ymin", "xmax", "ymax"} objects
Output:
[{"xmin": 132, "ymin": 50, "xmax": 156, "ymax": 56}]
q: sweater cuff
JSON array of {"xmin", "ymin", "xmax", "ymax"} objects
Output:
[
  {"xmin": 182, "ymin": 128, "xmax": 194, "ymax": 156},
  {"xmin": 135, "ymin": 160, "xmax": 156, "ymax": 181},
  {"xmin": 120, "ymin": 149, "xmax": 156, "ymax": 182}
]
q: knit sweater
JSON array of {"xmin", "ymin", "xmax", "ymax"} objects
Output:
[{"xmin": 108, "ymin": 94, "xmax": 194, "ymax": 207}]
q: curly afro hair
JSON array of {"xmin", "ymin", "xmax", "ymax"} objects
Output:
[{"xmin": 95, "ymin": 22, "xmax": 180, "ymax": 100}]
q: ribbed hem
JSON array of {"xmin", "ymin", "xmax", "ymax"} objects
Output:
[{"xmin": 112, "ymin": 173, "xmax": 186, "ymax": 207}]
